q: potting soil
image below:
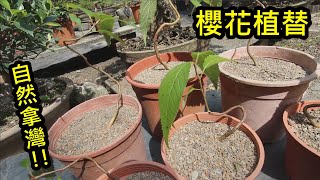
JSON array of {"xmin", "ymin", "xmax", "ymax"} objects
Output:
[
  {"xmin": 134, "ymin": 61, "xmax": 199, "ymax": 85},
  {"xmin": 289, "ymin": 109, "xmax": 320, "ymax": 153},
  {"xmin": 221, "ymin": 57, "xmax": 309, "ymax": 81},
  {"xmin": 166, "ymin": 121, "xmax": 258, "ymax": 180},
  {"xmin": 54, "ymin": 105, "xmax": 138, "ymax": 155},
  {"xmin": 126, "ymin": 171, "xmax": 174, "ymax": 180}
]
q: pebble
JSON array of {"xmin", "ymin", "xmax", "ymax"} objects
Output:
[
  {"xmin": 289, "ymin": 109, "xmax": 320, "ymax": 153},
  {"xmin": 221, "ymin": 57, "xmax": 309, "ymax": 81},
  {"xmin": 166, "ymin": 121, "xmax": 258, "ymax": 180}
]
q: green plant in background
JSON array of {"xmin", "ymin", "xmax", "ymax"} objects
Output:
[{"xmin": 0, "ymin": 0, "xmax": 61, "ymax": 71}]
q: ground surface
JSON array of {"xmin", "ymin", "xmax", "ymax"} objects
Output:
[{"xmin": 1, "ymin": 8, "xmax": 320, "ymax": 180}]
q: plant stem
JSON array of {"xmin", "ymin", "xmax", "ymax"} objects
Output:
[
  {"xmin": 247, "ymin": 36, "xmax": 257, "ymax": 66},
  {"xmin": 192, "ymin": 63, "xmax": 210, "ymax": 112},
  {"xmin": 30, "ymin": 157, "xmax": 118, "ymax": 180},
  {"xmin": 62, "ymin": 20, "xmax": 123, "ymax": 128},
  {"xmin": 153, "ymin": 0, "xmax": 181, "ymax": 70},
  {"xmin": 218, "ymin": 105, "xmax": 246, "ymax": 141},
  {"xmin": 246, "ymin": 0, "xmax": 266, "ymax": 66},
  {"xmin": 302, "ymin": 104, "xmax": 320, "ymax": 128}
]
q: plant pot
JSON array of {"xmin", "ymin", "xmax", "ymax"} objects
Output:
[
  {"xmin": 130, "ymin": 3, "xmax": 140, "ymax": 24},
  {"xmin": 97, "ymin": 160, "xmax": 180, "ymax": 180},
  {"xmin": 118, "ymin": 39, "xmax": 198, "ymax": 65},
  {"xmin": 218, "ymin": 46, "xmax": 319, "ymax": 143},
  {"xmin": 53, "ymin": 18, "xmax": 77, "ymax": 46},
  {"xmin": 0, "ymin": 77, "xmax": 74, "ymax": 160},
  {"xmin": 126, "ymin": 52, "xmax": 207, "ymax": 140},
  {"xmin": 160, "ymin": 112, "xmax": 265, "ymax": 180},
  {"xmin": 283, "ymin": 101, "xmax": 320, "ymax": 180},
  {"xmin": 48, "ymin": 94, "xmax": 147, "ymax": 180}
]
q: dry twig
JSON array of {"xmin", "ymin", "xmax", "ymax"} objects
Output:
[
  {"xmin": 153, "ymin": 0, "xmax": 181, "ymax": 70},
  {"xmin": 62, "ymin": 20, "xmax": 123, "ymax": 128}
]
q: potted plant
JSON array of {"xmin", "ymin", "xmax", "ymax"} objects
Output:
[
  {"xmin": 129, "ymin": 0, "xmax": 140, "ymax": 24},
  {"xmin": 0, "ymin": 77, "xmax": 74, "ymax": 160},
  {"xmin": 125, "ymin": 0, "xmax": 211, "ymax": 140},
  {"xmin": 42, "ymin": 7, "xmax": 147, "ymax": 180},
  {"xmin": 283, "ymin": 101, "xmax": 320, "ymax": 180},
  {"xmin": 218, "ymin": 45, "xmax": 319, "ymax": 143},
  {"xmin": 117, "ymin": 0, "xmax": 206, "ymax": 65},
  {"xmin": 51, "ymin": 6, "xmax": 77, "ymax": 46},
  {"xmin": 97, "ymin": 160, "xmax": 180, "ymax": 180}
]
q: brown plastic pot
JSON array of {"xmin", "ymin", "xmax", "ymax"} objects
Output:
[
  {"xmin": 53, "ymin": 18, "xmax": 76, "ymax": 46},
  {"xmin": 219, "ymin": 46, "xmax": 319, "ymax": 143},
  {"xmin": 97, "ymin": 160, "xmax": 179, "ymax": 180},
  {"xmin": 48, "ymin": 94, "xmax": 147, "ymax": 180},
  {"xmin": 130, "ymin": 3, "xmax": 140, "ymax": 24},
  {"xmin": 161, "ymin": 112, "xmax": 265, "ymax": 180},
  {"xmin": 126, "ymin": 52, "xmax": 207, "ymax": 140},
  {"xmin": 283, "ymin": 101, "xmax": 320, "ymax": 180}
]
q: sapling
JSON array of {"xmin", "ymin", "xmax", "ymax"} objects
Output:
[{"xmin": 23, "ymin": 4, "xmax": 124, "ymax": 180}]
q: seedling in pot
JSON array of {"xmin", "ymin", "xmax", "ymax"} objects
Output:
[
  {"xmin": 154, "ymin": 0, "xmax": 265, "ymax": 146},
  {"xmin": 19, "ymin": 4, "xmax": 126, "ymax": 180}
]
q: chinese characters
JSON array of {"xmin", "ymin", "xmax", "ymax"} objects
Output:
[
  {"xmin": 9, "ymin": 61, "xmax": 51, "ymax": 170},
  {"xmin": 193, "ymin": 6, "xmax": 312, "ymax": 39}
]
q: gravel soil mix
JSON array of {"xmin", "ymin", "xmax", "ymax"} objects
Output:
[
  {"xmin": 54, "ymin": 105, "xmax": 138, "ymax": 156},
  {"xmin": 125, "ymin": 171, "xmax": 174, "ymax": 180},
  {"xmin": 166, "ymin": 121, "xmax": 258, "ymax": 180},
  {"xmin": 0, "ymin": 78, "xmax": 65, "ymax": 133},
  {"xmin": 288, "ymin": 109, "xmax": 320, "ymax": 153},
  {"xmin": 118, "ymin": 27, "xmax": 196, "ymax": 52},
  {"xmin": 221, "ymin": 57, "xmax": 310, "ymax": 81},
  {"xmin": 134, "ymin": 62, "xmax": 198, "ymax": 85}
]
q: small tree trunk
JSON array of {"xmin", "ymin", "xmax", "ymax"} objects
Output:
[{"xmin": 147, "ymin": 0, "xmax": 180, "ymax": 45}]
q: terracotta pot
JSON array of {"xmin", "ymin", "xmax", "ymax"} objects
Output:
[
  {"xmin": 53, "ymin": 18, "xmax": 76, "ymax": 46},
  {"xmin": 0, "ymin": 77, "xmax": 74, "ymax": 160},
  {"xmin": 97, "ymin": 160, "xmax": 179, "ymax": 180},
  {"xmin": 126, "ymin": 52, "xmax": 207, "ymax": 140},
  {"xmin": 161, "ymin": 112, "xmax": 265, "ymax": 180},
  {"xmin": 48, "ymin": 95, "xmax": 147, "ymax": 180},
  {"xmin": 283, "ymin": 101, "xmax": 320, "ymax": 180},
  {"xmin": 130, "ymin": 3, "xmax": 140, "ymax": 24},
  {"xmin": 218, "ymin": 46, "xmax": 319, "ymax": 143}
]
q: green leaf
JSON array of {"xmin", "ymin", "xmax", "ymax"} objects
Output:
[
  {"xmin": 98, "ymin": 29, "xmax": 124, "ymax": 44},
  {"xmin": 67, "ymin": 3, "xmax": 93, "ymax": 19},
  {"xmin": 69, "ymin": 13, "xmax": 81, "ymax": 27},
  {"xmin": 197, "ymin": 55, "xmax": 228, "ymax": 88},
  {"xmin": 13, "ymin": 20, "xmax": 34, "ymax": 36},
  {"xmin": 190, "ymin": 0, "xmax": 202, "ymax": 7},
  {"xmin": 159, "ymin": 62, "xmax": 192, "ymax": 146},
  {"xmin": 19, "ymin": 158, "xmax": 30, "ymax": 168},
  {"xmin": 92, "ymin": 12, "xmax": 114, "ymax": 31},
  {"xmin": 191, "ymin": 51, "xmax": 216, "ymax": 69},
  {"xmin": 45, "ymin": 22, "xmax": 61, "ymax": 27},
  {"xmin": 0, "ymin": 0, "xmax": 11, "ymax": 12},
  {"xmin": 212, "ymin": 0, "xmax": 222, "ymax": 7},
  {"xmin": 140, "ymin": 0, "xmax": 157, "ymax": 45},
  {"xmin": 57, "ymin": 176, "xmax": 62, "ymax": 180},
  {"xmin": 44, "ymin": 15, "xmax": 58, "ymax": 23}
]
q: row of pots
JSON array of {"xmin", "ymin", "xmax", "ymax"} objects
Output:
[{"xmin": 45, "ymin": 46, "xmax": 319, "ymax": 179}]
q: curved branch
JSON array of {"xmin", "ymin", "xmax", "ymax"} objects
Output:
[
  {"xmin": 218, "ymin": 105, "xmax": 246, "ymax": 141},
  {"xmin": 62, "ymin": 20, "xmax": 123, "ymax": 128},
  {"xmin": 302, "ymin": 104, "xmax": 320, "ymax": 128},
  {"xmin": 153, "ymin": 0, "xmax": 181, "ymax": 70}
]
